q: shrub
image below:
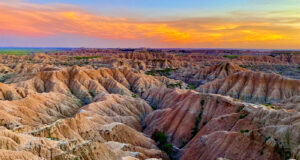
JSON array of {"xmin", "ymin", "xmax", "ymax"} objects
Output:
[
  {"xmin": 236, "ymin": 106, "xmax": 244, "ymax": 113},
  {"xmin": 151, "ymin": 105, "xmax": 158, "ymax": 110},
  {"xmin": 132, "ymin": 94, "xmax": 137, "ymax": 98},
  {"xmin": 191, "ymin": 107, "xmax": 204, "ymax": 137},
  {"xmin": 239, "ymin": 113, "xmax": 249, "ymax": 119},
  {"xmin": 152, "ymin": 131, "xmax": 174, "ymax": 156},
  {"xmin": 200, "ymin": 100, "xmax": 205, "ymax": 106},
  {"xmin": 187, "ymin": 84, "xmax": 196, "ymax": 90},
  {"xmin": 240, "ymin": 129, "xmax": 250, "ymax": 133},
  {"xmin": 167, "ymin": 82, "xmax": 182, "ymax": 88},
  {"xmin": 153, "ymin": 131, "xmax": 167, "ymax": 144},
  {"xmin": 162, "ymin": 143, "xmax": 173, "ymax": 155},
  {"xmin": 239, "ymin": 65, "xmax": 248, "ymax": 68},
  {"xmin": 145, "ymin": 70, "xmax": 155, "ymax": 76}
]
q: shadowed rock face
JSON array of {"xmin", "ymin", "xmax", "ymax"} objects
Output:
[{"xmin": 197, "ymin": 71, "xmax": 300, "ymax": 104}]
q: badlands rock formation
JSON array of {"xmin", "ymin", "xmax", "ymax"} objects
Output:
[
  {"xmin": 0, "ymin": 81, "xmax": 170, "ymax": 159},
  {"xmin": 13, "ymin": 66, "xmax": 183, "ymax": 104},
  {"xmin": 169, "ymin": 62, "xmax": 247, "ymax": 86},
  {"xmin": 0, "ymin": 64, "xmax": 184, "ymax": 159},
  {"xmin": 0, "ymin": 49, "xmax": 299, "ymax": 160},
  {"xmin": 143, "ymin": 87, "xmax": 300, "ymax": 160},
  {"xmin": 197, "ymin": 71, "xmax": 300, "ymax": 104}
]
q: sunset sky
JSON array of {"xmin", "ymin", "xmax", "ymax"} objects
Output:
[{"xmin": 0, "ymin": 0, "xmax": 300, "ymax": 49}]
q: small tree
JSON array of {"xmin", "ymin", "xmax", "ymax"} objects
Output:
[{"xmin": 153, "ymin": 131, "xmax": 167, "ymax": 144}]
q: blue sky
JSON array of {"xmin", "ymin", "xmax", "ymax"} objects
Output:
[{"xmin": 27, "ymin": 0, "xmax": 300, "ymax": 18}]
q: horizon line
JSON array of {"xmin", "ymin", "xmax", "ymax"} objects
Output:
[{"xmin": 1, "ymin": 47, "xmax": 300, "ymax": 51}]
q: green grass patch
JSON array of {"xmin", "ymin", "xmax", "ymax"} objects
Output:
[
  {"xmin": 167, "ymin": 81, "xmax": 182, "ymax": 88},
  {"xmin": 262, "ymin": 103, "xmax": 279, "ymax": 109},
  {"xmin": 0, "ymin": 50, "xmax": 30, "ymax": 55},
  {"xmin": 187, "ymin": 83, "xmax": 196, "ymax": 90},
  {"xmin": 223, "ymin": 55, "xmax": 238, "ymax": 59},
  {"xmin": 74, "ymin": 56, "xmax": 101, "ymax": 60},
  {"xmin": 0, "ymin": 48, "xmax": 67, "ymax": 55},
  {"xmin": 47, "ymin": 136, "xmax": 59, "ymax": 141},
  {"xmin": 240, "ymin": 129, "xmax": 250, "ymax": 133},
  {"xmin": 145, "ymin": 68, "xmax": 177, "ymax": 76}
]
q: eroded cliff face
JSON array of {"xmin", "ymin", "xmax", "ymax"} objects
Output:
[
  {"xmin": 197, "ymin": 71, "xmax": 300, "ymax": 104},
  {"xmin": 0, "ymin": 89, "xmax": 169, "ymax": 159},
  {"xmin": 169, "ymin": 62, "xmax": 248, "ymax": 86},
  {"xmin": 11, "ymin": 66, "xmax": 183, "ymax": 104},
  {"xmin": 142, "ymin": 87, "xmax": 300, "ymax": 160},
  {"xmin": 25, "ymin": 93, "xmax": 168, "ymax": 160}
]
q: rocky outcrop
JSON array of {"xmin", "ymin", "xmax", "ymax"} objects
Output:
[
  {"xmin": 143, "ymin": 87, "xmax": 247, "ymax": 147},
  {"xmin": 0, "ymin": 90, "xmax": 168, "ymax": 159},
  {"xmin": 26, "ymin": 93, "xmax": 168, "ymax": 159},
  {"xmin": 15, "ymin": 66, "xmax": 182, "ymax": 104},
  {"xmin": 197, "ymin": 71, "xmax": 300, "ymax": 104},
  {"xmin": 169, "ymin": 62, "xmax": 247, "ymax": 86},
  {"xmin": 0, "ymin": 92, "xmax": 81, "ymax": 131}
]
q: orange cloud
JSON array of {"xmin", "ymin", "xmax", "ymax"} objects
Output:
[{"xmin": 0, "ymin": 2, "xmax": 300, "ymax": 48}]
